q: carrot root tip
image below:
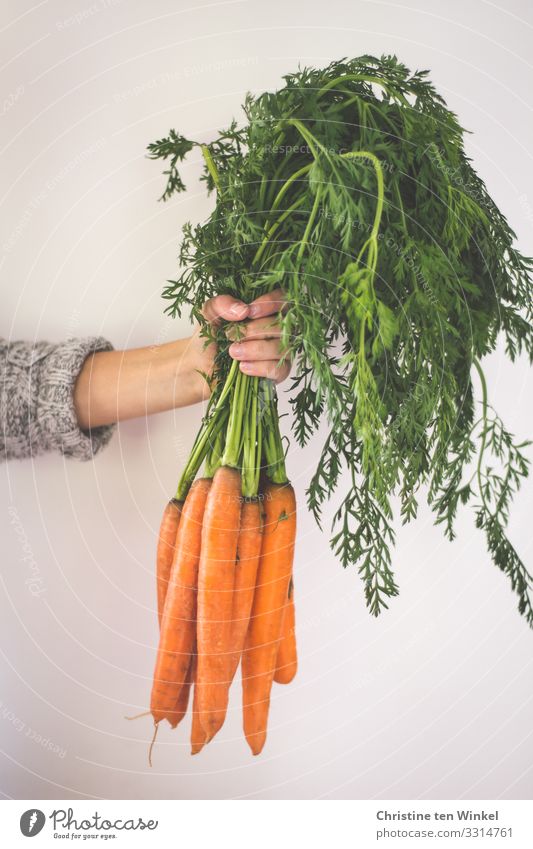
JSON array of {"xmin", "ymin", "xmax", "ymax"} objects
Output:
[
  {"xmin": 148, "ymin": 721, "xmax": 160, "ymax": 768},
  {"xmin": 246, "ymin": 732, "xmax": 267, "ymax": 756},
  {"xmin": 124, "ymin": 710, "xmax": 151, "ymax": 721}
]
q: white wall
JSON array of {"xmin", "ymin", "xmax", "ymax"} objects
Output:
[{"xmin": 1, "ymin": 0, "xmax": 532, "ymax": 800}]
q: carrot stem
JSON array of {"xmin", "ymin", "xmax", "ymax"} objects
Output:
[
  {"xmin": 261, "ymin": 380, "xmax": 287, "ymax": 484},
  {"xmin": 176, "ymin": 360, "xmax": 238, "ymax": 500},
  {"xmin": 242, "ymin": 377, "xmax": 263, "ymax": 497},
  {"xmin": 222, "ymin": 367, "xmax": 250, "ymax": 471}
]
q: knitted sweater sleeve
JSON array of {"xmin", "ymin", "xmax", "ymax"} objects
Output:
[{"xmin": 0, "ymin": 336, "xmax": 116, "ymax": 462}]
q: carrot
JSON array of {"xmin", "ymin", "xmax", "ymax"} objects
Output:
[
  {"xmin": 228, "ymin": 499, "xmax": 263, "ymax": 681},
  {"xmin": 196, "ymin": 465, "xmax": 242, "ymax": 741},
  {"xmin": 156, "ymin": 499, "xmax": 182, "ymax": 628},
  {"xmin": 150, "ymin": 478, "xmax": 211, "ymax": 725},
  {"xmin": 242, "ymin": 482, "xmax": 296, "ymax": 755},
  {"xmin": 274, "ymin": 578, "xmax": 297, "ymax": 684},
  {"xmin": 167, "ymin": 654, "xmax": 194, "ymax": 728},
  {"xmin": 156, "ymin": 499, "xmax": 187, "ymax": 728},
  {"xmin": 190, "ymin": 669, "xmax": 207, "ymax": 755}
]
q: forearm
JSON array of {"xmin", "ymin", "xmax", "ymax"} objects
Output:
[
  {"xmin": 73, "ymin": 289, "xmax": 288, "ymax": 432},
  {"xmin": 73, "ymin": 337, "xmax": 206, "ymax": 430}
]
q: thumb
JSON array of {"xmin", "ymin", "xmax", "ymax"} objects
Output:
[{"xmin": 202, "ymin": 294, "xmax": 249, "ymax": 325}]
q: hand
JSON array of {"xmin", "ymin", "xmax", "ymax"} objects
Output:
[
  {"xmin": 73, "ymin": 290, "xmax": 290, "ymax": 430},
  {"xmin": 190, "ymin": 288, "xmax": 290, "ymax": 399}
]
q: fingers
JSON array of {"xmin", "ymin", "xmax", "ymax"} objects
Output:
[
  {"xmin": 202, "ymin": 288, "xmax": 291, "ymax": 384},
  {"xmin": 239, "ymin": 357, "xmax": 291, "ymax": 383},
  {"xmin": 225, "ymin": 290, "xmax": 287, "ymax": 342},
  {"xmin": 228, "ymin": 338, "xmax": 283, "ymax": 362},
  {"xmin": 202, "ymin": 294, "xmax": 249, "ymax": 325},
  {"xmin": 229, "ymin": 328, "xmax": 291, "ymax": 384},
  {"xmin": 203, "ymin": 288, "xmax": 285, "ymax": 325},
  {"xmin": 226, "ymin": 315, "xmax": 282, "ymax": 342},
  {"xmin": 247, "ymin": 288, "xmax": 286, "ymax": 319}
]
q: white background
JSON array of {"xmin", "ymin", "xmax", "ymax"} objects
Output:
[{"xmin": 0, "ymin": 0, "xmax": 532, "ymax": 800}]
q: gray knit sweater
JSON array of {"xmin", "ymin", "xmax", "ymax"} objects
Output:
[{"xmin": 0, "ymin": 336, "xmax": 116, "ymax": 461}]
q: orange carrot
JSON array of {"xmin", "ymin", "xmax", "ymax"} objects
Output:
[
  {"xmin": 190, "ymin": 665, "xmax": 207, "ymax": 755},
  {"xmin": 150, "ymin": 478, "xmax": 211, "ymax": 725},
  {"xmin": 167, "ymin": 654, "xmax": 194, "ymax": 728},
  {"xmin": 274, "ymin": 578, "xmax": 297, "ymax": 684},
  {"xmin": 156, "ymin": 499, "xmax": 182, "ymax": 628},
  {"xmin": 196, "ymin": 466, "xmax": 242, "ymax": 741},
  {"xmin": 228, "ymin": 499, "xmax": 263, "ymax": 681},
  {"xmin": 242, "ymin": 482, "xmax": 296, "ymax": 755},
  {"xmin": 157, "ymin": 499, "xmax": 194, "ymax": 728}
]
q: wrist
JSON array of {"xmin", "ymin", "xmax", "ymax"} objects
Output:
[{"xmin": 157, "ymin": 336, "xmax": 212, "ymax": 408}]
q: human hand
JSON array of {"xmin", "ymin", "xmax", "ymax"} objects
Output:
[
  {"xmin": 72, "ymin": 290, "xmax": 289, "ymax": 430},
  {"xmin": 190, "ymin": 288, "xmax": 290, "ymax": 398}
]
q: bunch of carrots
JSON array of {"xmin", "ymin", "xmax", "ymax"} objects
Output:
[
  {"xmin": 137, "ymin": 55, "xmax": 533, "ymax": 763},
  {"xmin": 149, "ymin": 370, "xmax": 297, "ymax": 757}
]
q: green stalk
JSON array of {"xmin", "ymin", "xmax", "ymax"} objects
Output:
[
  {"xmin": 253, "ymin": 381, "xmax": 262, "ymax": 494},
  {"xmin": 253, "ymin": 195, "xmax": 307, "ymax": 265},
  {"xmin": 275, "ymin": 119, "xmax": 385, "ymax": 244},
  {"xmin": 258, "ymin": 173, "xmax": 268, "ymax": 210},
  {"xmin": 393, "ymin": 181, "xmax": 420, "ymax": 294},
  {"xmin": 175, "ymin": 359, "xmax": 238, "ymax": 499},
  {"xmin": 221, "ymin": 368, "xmax": 250, "ymax": 469},
  {"xmin": 342, "ymin": 150, "xmax": 384, "ymax": 239},
  {"xmin": 261, "ymin": 379, "xmax": 287, "ymax": 484},
  {"xmin": 204, "ymin": 410, "xmax": 228, "ymax": 478},
  {"xmin": 269, "ymin": 162, "xmax": 313, "ymax": 213},
  {"xmin": 201, "ymin": 144, "xmax": 221, "ymax": 192},
  {"xmin": 242, "ymin": 377, "xmax": 262, "ymax": 497},
  {"xmin": 256, "ymin": 148, "xmax": 384, "ymax": 270},
  {"xmin": 317, "ymin": 73, "xmax": 410, "ymax": 107},
  {"xmin": 264, "ymin": 154, "xmax": 305, "ymax": 209},
  {"xmin": 296, "ymin": 188, "xmax": 321, "ymax": 262},
  {"xmin": 319, "ymin": 73, "xmax": 391, "ymax": 94},
  {"xmin": 473, "ymin": 357, "xmax": 491, "ymax": 515},
  {"xmin": 284, "ymin": 118, "xmax": 321, "ymax": 159},
  {"xmin": 288, "ymin": 122, "xmax": 385, "ymax": 243}
]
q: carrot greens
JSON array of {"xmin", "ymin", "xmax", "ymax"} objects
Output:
[{"xmin": 148, "ymin": 54, "xmax": 533, "ymax": 625}]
